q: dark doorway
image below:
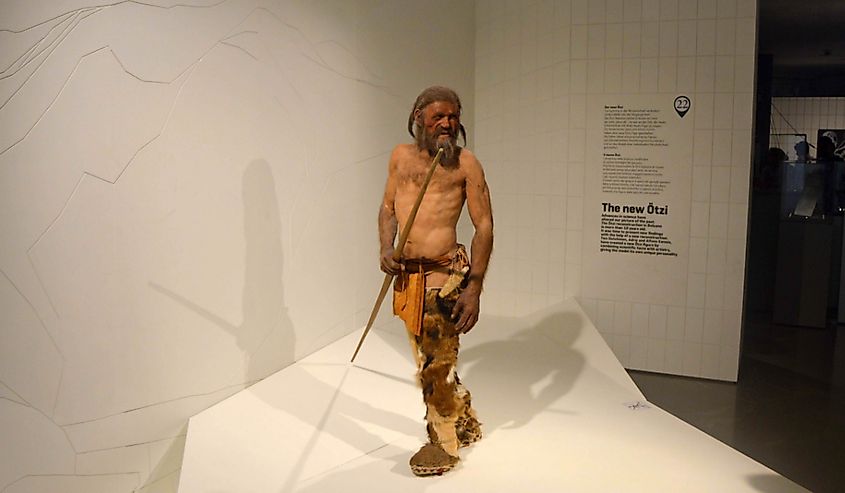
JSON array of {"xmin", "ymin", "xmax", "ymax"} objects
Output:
[
  {"xmin": 744, "ymin": 0, "xmax": 845, "ymax": 385},
  {"xmin": 633, "ymin": 4, "xmax": 845, "ymax": 493},
  {"xmin": 738, "ymin": 1, "xmax": 845, "ymax": 489}
]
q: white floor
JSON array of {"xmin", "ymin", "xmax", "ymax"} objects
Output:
[{"xmin": 178, "ymin": 300, "xmax": 807, "ymax": 493}]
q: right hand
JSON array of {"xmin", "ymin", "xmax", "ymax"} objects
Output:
[{"xmin": 380, "ymin": 248, "xmax": 403, "ymax": 275}]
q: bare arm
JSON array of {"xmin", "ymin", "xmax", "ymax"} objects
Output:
[
  {"xmin": 378, "ymin": 148, "xmax": 402, "ymax": 275},
  {"xmin": 453, "ymin": 152, "xmax": 493, "ymax": 333}
]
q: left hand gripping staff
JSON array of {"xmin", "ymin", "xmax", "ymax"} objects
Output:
[{"xmin": 351, "ymin": 147, "xmax": 444, "ymax": 363}]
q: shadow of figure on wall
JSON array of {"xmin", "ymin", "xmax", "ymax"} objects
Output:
[
  {"xmin": 154, "ymin": 160, "xmax": 420, "ymax": 491},
  {"xmin": 151, "ymin": 159, "xmax": 296, "ymax": 385},
  {"xmin": 146, "ymin": 159, "xmax": 297, "ymax": 490},
  {"xmin": 239, "ymin": 158, "xmax": 296, "ymax": 381}
]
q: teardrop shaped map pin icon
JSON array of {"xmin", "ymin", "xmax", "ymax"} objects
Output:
[{"xmin": 674, "ymin": 95, "xmax": 691, "ymax": 118}]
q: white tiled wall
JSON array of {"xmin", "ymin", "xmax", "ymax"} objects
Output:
[
  {"xmin": 475, "ymin": 0, "xmax": 756, "ymax": 382},
  {"xmin": 0, "ymin": 1, "xmax": 473, "ymax": 491}
]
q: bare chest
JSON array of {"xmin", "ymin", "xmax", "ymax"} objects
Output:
[{"xmin": 396, "ymin": 160, "xmax": 465, "ymax": 195}]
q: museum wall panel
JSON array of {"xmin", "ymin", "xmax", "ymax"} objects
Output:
[
  {"xmin": 0, "ymin": 1, "xmax": 474, "ymax": 491},
  {"xmin": 474, "ymin": 0, "xmax": 756, "ymax": 381}
]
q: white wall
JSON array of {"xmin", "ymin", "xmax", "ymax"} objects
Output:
[
  {"xmin": 0, "ymin": 1, "xmax": 474, "ymax": 491},
  {"xmin": 474, "ymin": 0, "xmax": 756, "ymax": 381}
]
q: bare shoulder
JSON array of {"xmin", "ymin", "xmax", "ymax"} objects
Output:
[
  {"xmin": 459, "ymin": 148, "xmax": 483, "ymax": 168},
  {"xmin": 392, "ymin": 143, "xmax": 417, "ymax": 160},
  {"xmin": 391, "ymin": 144, "xmax": 419, "ymax": 168},
  {"xmin": 387, "ymin": 144, "xmax": 413, "ymax": 172},
  {"xmin": 459, "ymin": 148, "xmax": 486, "ymax": 181}
]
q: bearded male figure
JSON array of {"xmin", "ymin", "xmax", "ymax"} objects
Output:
[{"xmin": 379, "ymin": 86, "xmax": 493, "ymax": 476}]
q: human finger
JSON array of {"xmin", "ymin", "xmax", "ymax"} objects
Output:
[
  {"xmin": 456, "ymin": 309, "xmax": 472, "ymax": 332},
  {"xmin": 381, "ymin": 256, "xmax": 401, "ymax": 274},
  {"xmin": 451, "ymin": 299, "xmax": 463, "ymax": 321},
  {"xmin": 461, "ymin": 310, "xmax": 479, "ymax": 333}
]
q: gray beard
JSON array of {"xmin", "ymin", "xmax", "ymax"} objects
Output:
[{"xmin": 416, "ymin": 127, "xmax": 459, "ymax": 166}]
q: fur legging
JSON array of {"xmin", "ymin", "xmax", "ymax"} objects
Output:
[{"xmin": 408, "ymin": 288, "xmax": 477, "ymax": 457}]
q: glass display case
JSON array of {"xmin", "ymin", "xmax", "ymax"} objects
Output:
[
  {"xmin": 774, "ymin": 158, "xmax": 845, "ymax": 328},
  {"xmin": 780, "ymin": 159, "xmax": 845, "ymax": 219}
]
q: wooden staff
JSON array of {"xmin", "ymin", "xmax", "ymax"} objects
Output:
[{"xmin": 351, "ymin": 147, "xmax": 444, "ymax": 362}]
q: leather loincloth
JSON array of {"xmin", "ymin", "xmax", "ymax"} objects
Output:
[{"xmin": 393, "ymin": 244, "xmax": 469, "ymax": 336}]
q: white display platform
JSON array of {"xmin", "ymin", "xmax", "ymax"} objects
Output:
[{"xmin": 179, "ymin": 300, "xmax": 807, "ymax": 492}]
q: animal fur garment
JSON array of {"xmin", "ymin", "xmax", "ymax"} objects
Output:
[{"xmin": 406, "ymin": 288, "xmax": 480, "ymax": 458}]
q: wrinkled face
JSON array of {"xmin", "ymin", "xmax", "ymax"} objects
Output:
[{"xmin": 415, "ymin": 100, "xmax": 460, "ymax": 149}]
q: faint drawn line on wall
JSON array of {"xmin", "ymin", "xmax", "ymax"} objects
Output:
[
  {"xmin": 315, "ymin": 39, "xmax": 385, "ymax": 82},
  {"xmin": 65, "ymin": 438, "xmax": 186, "ymax": 488},
  {"xmin": 119, "ymin": 0, "xmax": 229, "ymax": 10},
  {"xmin": 0, "ymin": 9, "xmax": 100, "ymax": 111},
  {"xmin": 24, "ymin": 57, "xmax": 197, "ymax": 321},
  {"xmin": 237, "ymin": 6, "xmax": 328, "ymax": 63},
  {"xmin": 1, "ymin": 0, "xmax": 245, "ymax": 155},
  {"xmin": 0, "ymin": 8, "xmax": 82, "ymax": 33},
  {"xmin": 24, "ymin": 251, "xmax": 61, "ymax": 320},
  {"xmin": 0, "ymin": 12, "xmax": 77, "ymax": 77},
  {"xmin": 221, "ymin": 29, "xmax": 258, "ymax": 42},
  {"xmin": 2, "ymin": 7, "xmax": 257, "ymax": 159},
  {"xmin": 19, "ymin": 45, "xmax": 201, "ymax": 249},
  {"xmin": 290, "ymin": 148, "xmax": 391, "ymax": 261},
  {"xmin": 103, "ymin": 53, "xmax": 199, "ymax": 181},
  {"xmin": 218, "ymin": 29, "xmax": 262, "ymax": 59},
  {"xmin": 74, "ymin": 433, "xmax": 186, "ymax": 457},
  {"xmin": 20, "ymin": 170, "xmax": 93, "ymax": 322},
  {"xmin": 26, "ymin": 59, "xmax": 193, "ymax": 228},
  {"xmin": 138, "ymin": 468, "xmax": 179, "ymax": 492},
  {"xmin": 1, "ymin": 472, "xmax": 139, "ymax": 493},
  {"xmin": 231, "ymin": 6, "xmax": 393, "ymax": 95},
  {"xmin": 0, "ymin": 402, "xmax": 81, "ymax": 492},
  {"xmin": 58, "ymin": 382, "xmax": 249, "ymax": 428},
  {"xmin": 0, "ymin": 0, "xmax": 230, "ymax": 33},
  {"xmin": 104, "ymin": 45, "xmax": 193, "ymax": 85},
  {"xmin": 0, "ymin": 43, "xmax": 108, "ymax": 156},
  {"xmin": 0, "ymin": 267, "xmax": 63, "ymax": 348},
  {"xmin": 15, "ymin": 12, "xmax": 83, "ymax": 74},
  {"xmin": 0, "ymin": 268, "xmax": 66, "ymax": 414},
  {"xmin": 301, "ymin": 52, "xmax": 396, "ymax": 93},
  {"xmin": 50, "ymin": 359, "xmax": 68, "ymax": 420},
  {"xmin": 220, "ymin": 40, "xmax": 259, "ymax": 60},
  {"xmin": 0, "ymin": 395, "xmax": 29, "ymax": 407}
]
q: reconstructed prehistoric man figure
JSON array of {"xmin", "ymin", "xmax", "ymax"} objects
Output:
[{"xmin": 378, "ymin": 86, "xmax": 494, "ymax": 476}]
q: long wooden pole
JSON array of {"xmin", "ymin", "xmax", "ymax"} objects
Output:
[{"xmin": 350, "ymin": 147, "xmax": 444, "ymax": 362}]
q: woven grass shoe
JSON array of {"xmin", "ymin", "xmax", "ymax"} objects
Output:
[
  {"xmin": 456, "ymin": 416, "xmax": 482, "ymax": 448},
  {"xmin": 409, "ymin": 443, "xmax": 459, "ymax": 476}
]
